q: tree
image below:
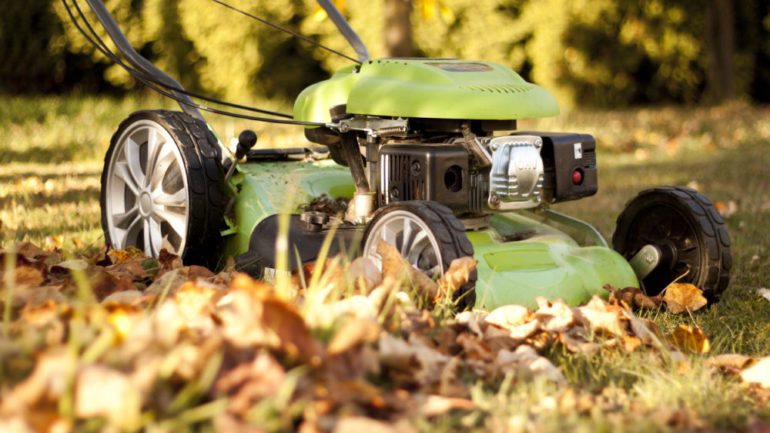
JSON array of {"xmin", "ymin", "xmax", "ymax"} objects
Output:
[
  {"xmin": 384, "ymin": 0, "xmax": 414, "ymax": 57},
  {"xmin": 705, "ymin": 0, "xmax": 735, "ymax": 102}
]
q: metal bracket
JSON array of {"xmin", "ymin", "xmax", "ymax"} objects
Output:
[
  {"xmin": 629, "ymin": 244, "xmax": 662, "ymax": 280},
  {"xmin": 335, "ymin": 117, "xmax": 409, "ymax": 137}
]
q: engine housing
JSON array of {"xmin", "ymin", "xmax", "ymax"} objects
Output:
[{"xmin": 377, "ymin": 132, "xmax": 597, "ymax": 215}]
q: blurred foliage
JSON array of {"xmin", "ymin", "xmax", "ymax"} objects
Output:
[{"xmin": 2, "ymin": 0, "xmax": 770, "ymax": 106}]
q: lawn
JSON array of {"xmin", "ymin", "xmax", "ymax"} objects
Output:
[{"xmin": 1, "ymin": 95, "xmax": 769, "ymax": 432}]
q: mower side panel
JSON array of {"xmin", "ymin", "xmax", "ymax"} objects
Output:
[
  {"xmin": 293, "ymin": 59, "xmax": 560, "ymax": 123},
  {"xmin": 224, "ymin": 160, "xmax": 355, "ymax": 257},
  {"xmin": 470, "ymin": 213, "xmax": 639, "ymax": 309}
]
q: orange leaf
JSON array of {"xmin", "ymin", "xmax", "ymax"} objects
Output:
[
  {"xmin": 663, "ymin": 283, "xmax": 707, "ymax": 314},
  {"xmin": 669, "ymin": 324, "xmax": 710, "ymax": 353}
]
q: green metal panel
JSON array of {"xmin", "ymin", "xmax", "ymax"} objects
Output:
[
  {"xmin": 223, "ymin": 162, "xmax": 638, "ymax": 309},
  {"xmin": 470, "ymin": 213, "xmax": 639, "ymax": 310},
  {"xmin": 224, "ymin": 160, "xmax": 355, "ymax": 257},
  {"xmin": 293, "ymin": 59, "xmax": 560, "ymax": 123}
]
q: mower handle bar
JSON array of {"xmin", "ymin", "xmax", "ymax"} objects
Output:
[
  {"xmin": 83, "ymin": 0, "xmax": 204, "ymax": 121},
  {"xmin": 316, "ymin": 0, "xmax": 370, "ymax": 62},
  {"xmin": 83, "ymin": 0, "xmax": 369, "ymax": 120}
]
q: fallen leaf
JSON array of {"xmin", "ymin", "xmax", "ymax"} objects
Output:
[
  {"xmin": 668, "ymin": 324, "xmax": 710, "ymax": 353},
  {"xmin": 333, "ymin": 416, "xmax": 417, "ymax": 433},
  {"xmin": 12, "ymin": 266, "xmax": 45, "ymax": 287},
  {"xmin": 714, "ymin": 200, "xmax": 738, "ymax": 218},
  {"xmin": 741, "ymin": 357, "xmax": 770, "ymax": 388},
  {"xmin": 438, "ymin": 257, "xmax": 477, "ymax": 296},
  {"xmin": 262, "ymin": 296, "xmax": 323, "ymax": 363},
  {"xmin": 214, "ymin": 353, "xmax": 286, "ymax": 415},
  {"xmin": 534, "ymin": 298, "xmax": 574, "ymax": 332},
  {"xmin": 663, "ymin": 283, "xmax": 707, "ymax": 314},
  {"xmin": 75, "ymin": 365, "xmax": 142, "ymax": 430},
  {"xmin": 706, "ymin": 354, "xmax": 755, "ymax": 372},
  {"xmin": 495, "ymin": 345, "xmax": 566, "ymax": 385},
  {"xmin": 420, "ymin": 395, "xmax": 475, "ymax": 417},
  {"xmin": 606, "ymin": 286, "xmax": 661, "ymax": 310},
  {"xmin": 107, "ymin": 247, "xmax": 145, "ymax": 264},
  {"xmin": 327, "ymin": 317, "xmax": 380, "ymax": 355},
  {"xmin": 757, "ymin": 288, "xmax": 770, "ymax": 303},
  {"xmin": 573, "ymin": 297, "xmax": 625, "ymax": 336},
  {"xmin": 484, "ymin": 305, "xmax": 530, "ymax": 330},
  {"xmin": 348, "ymin": 257, "xmax": 382, "ymax": 293},
  {"xmin": 377, "ymin": 241, "xmax": 439, "ymax": 302}
]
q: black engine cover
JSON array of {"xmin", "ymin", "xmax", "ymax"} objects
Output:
[
  {"xmin": 379, "ymin": 144, "xmax": 469, "ymax": 210},
  {"xmin": 516, "ymin": 131, "xmax": 598, "ymax": 203}
]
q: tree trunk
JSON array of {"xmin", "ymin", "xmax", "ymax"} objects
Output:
[
  {"xmin": 384, "ymin": 0, "xmax": 414, "ymax": 58},
  {"xmin": 706, "ymin": 0, "xmax": 735, "ymax": 102}
]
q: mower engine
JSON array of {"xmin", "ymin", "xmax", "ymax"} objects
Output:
[{"xmin": 376, "ymin": 129, "xmax": 598, "ymax": 216}]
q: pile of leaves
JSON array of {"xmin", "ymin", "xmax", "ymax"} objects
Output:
[{"xmin": 0, "ymin": 242, "xmax": 768, "ymax": 433}]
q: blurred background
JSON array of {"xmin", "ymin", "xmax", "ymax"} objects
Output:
[{"xmin": 2, "ymin": 0, "xmax": 768, "ymax": 107}]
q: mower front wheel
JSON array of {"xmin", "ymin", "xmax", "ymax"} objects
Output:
[
  {"xmin": 612, "ymin": 187, "xmax": 731, "ymax": 302},
  {"xmin": 100, "ymin": 110, "xmax": 228, "ymax": 268},
  {"xmin": 362, "ymin": 201, "xmax": 476, "ymax": 309}
]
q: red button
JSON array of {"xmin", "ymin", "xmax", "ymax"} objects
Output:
[{"xmin": 572, "ymin": 169, "xmax": 583, "ymax": 185}]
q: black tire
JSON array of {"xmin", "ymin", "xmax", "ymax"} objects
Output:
[
  {"xmin": 362, "ymin": 201, "xmax": 477, "ymax": 309},
  {"xmin": 612, "ymin": 187, "xmax": 731, "ymax": 302},
  {"xmin": 100, "ymin": 110, "xmax": 229, "ymax": 269}
]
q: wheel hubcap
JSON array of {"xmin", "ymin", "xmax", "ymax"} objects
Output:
[
  {"xmin": 105, "ymin": 120, "xmax": 190, "ymax": 258},
  {"xmin": 364, "ymin": 210, "xmax": 444, "ymax": 278}
]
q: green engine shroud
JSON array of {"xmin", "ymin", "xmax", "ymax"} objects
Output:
[
  {"xmin": 225, "ymin": 160, "xmax": 639, "ymax": 310},
  {"xmin": 293, "ymin": 59, "xmax": 560, "ymax": 122}
]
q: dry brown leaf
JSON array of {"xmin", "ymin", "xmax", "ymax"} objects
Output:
[
  {"xmin": 573, "ymin": 297, "xmax": 625, "ymax": 336},
  {"xmin": 534, "ymin": 298, "xmax": 574, "ymax": 332},
  {"xmin": 262, "ymin": 296, "xmax": 323, "ymax": 363},
  {"xmin": 740, "ymin": 357, "xmax": 770, "ymax": 388},
  {"xmin": 668, "ymin": 324, "xmax": 710, "ymax": 353},
  {"xmin": 663, "ymin": 283, "xmax": 707, "ymax": 314},
  {"xmin": 214, "ymin": 413, "xmax": 267, "ymax": 433},
  {"xmin": 75, "ymin": 365, "xmax": 141, "ymax": 430},
  {"xmin": 454, "ymin": 310, "xmax": 485, "ymax": 338},
  {"xmin": 420, "ymin": 395, "xmax": 476, "ymax": 417},
  {"xmin": 348, "ymin": 257, "xmax": 382, "ymax": 293},
  {"xmin": 377, "ymin": 241, "xmax": 439, "ymax": 301},
  {"xmin": 438, "ymin": 257, "xmax": 477, "ymax": 295},
  {"xmin": 215, "ymin": 353, "xmax": 286, "ymax": 414},
  {"xmin": 495, "ymin": 345, "xmax": 566, "ymax": 385},
  {"xmin": 606, "ymin": 286, "xmax": 661, "ymax": 310},
  {"xmin": 12, "ymin": 266, "xmax": 45, "ymax": 287},
  {"xmin": 1, "ymin": 349, "xmax": 75, "ymax": 413},
  {"xmin": 484, "ymin": 305, "xmax": 530, "ymax": 330},
  {"xmin": 706, "ymin": 354, "xmax": 755, "ymax": 372},
  {"xmin": 333, "ymin": 416, "xmax": 416, "ymax": 433},
  {"xmin": 622, "ymin": 310, "xmax": 661, "ymax": 346},
  {"xmin": 107, "ymin": 247, "xmax": 145, "ymax": 265},
  {"xmin": 327, "ymin": 318, "xmax": 380, "ymax": 355}
]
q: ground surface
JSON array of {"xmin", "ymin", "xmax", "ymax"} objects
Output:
[{"xmin": 1, "ymin": 96, "xmax": 770, "ymax": 432}]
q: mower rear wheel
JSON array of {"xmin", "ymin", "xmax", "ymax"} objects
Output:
[
  {"xmin": 612, "ymin": 187, "xmax": 731, "ymax": 302},
  {"xmin": 362, "ymin": 201, "xmax": 476, "ymax": 309},
  {"xmin": 101, "ymin": 110, "xmax": 228, "ymax": 268}
]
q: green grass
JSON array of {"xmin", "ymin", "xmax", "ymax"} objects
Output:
[{"xmin": 2, "ymin": 95, "xmax": 770, "ymax": 431}]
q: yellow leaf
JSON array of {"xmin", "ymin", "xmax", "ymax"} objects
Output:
[
  {"xmin": 663, "ymin": 283, "xmax": 707, "ymax": 314},
  {"xmin": 740, "ymin": 357, "xmax": 770, "ymax": 388},
  {"xmin": 669, "ymin": 324, "xmax": 710, "ymax": 353}
]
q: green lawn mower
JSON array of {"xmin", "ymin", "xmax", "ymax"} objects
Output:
[{"xmin": 70, "ymin": 0, "xmax": 732, "ymax": 309}]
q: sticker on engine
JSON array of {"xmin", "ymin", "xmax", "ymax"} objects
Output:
[{"xmin": 574, "ymin": 143, "xmax": 583, "ymax": 159}]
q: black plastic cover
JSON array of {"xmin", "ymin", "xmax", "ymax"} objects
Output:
[
  {"xmin": 515, "ymin": 131, "xmax": 598, "ymax": 203},
  {"xmin": 380, "ymin": 144, "xmax": 470, "ymax": 210}
]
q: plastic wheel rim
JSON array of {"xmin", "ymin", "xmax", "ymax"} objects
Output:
[
  {"xmin": 363, "ymin": 210, "xmax": 444, "ymax": 278},
  {"xmin": 105, "ymin": 119, "xmax": 190, "ymax": 257},
  {"xmin": 624, "ymin": 204, "xmax": 702, "ymax": 293}
]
